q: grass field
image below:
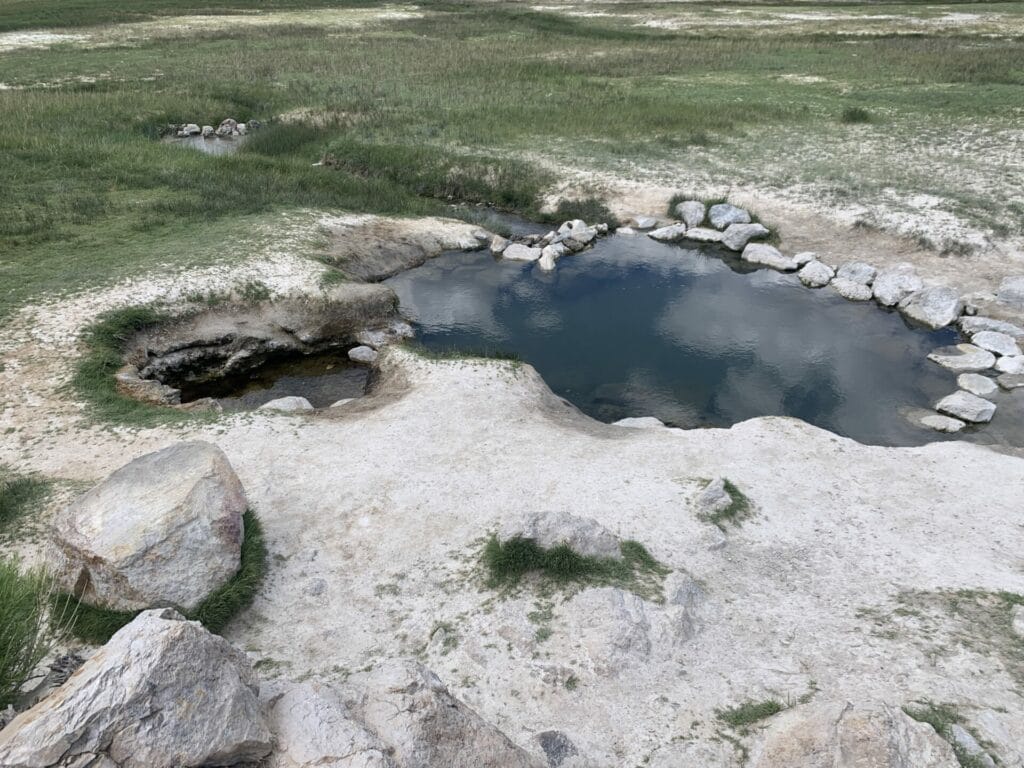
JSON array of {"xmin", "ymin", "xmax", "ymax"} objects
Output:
[{"xmin": 1, "ymin": 0, "xmax": 1022, "ymax": 318}]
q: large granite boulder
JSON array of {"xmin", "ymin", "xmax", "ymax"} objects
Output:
[
  {"xmin": 748, "ymin": 702, "xmax": 959, "ymax": 768},
  {"xmin": 52, "ymin": 442, "xmax": 247, "ymax": 612},
  {"xmin": 351, "ymin": 661, "xmax": 540, "ymax": 768},
  {"xmin": 0, "ymin": 609, "xmax": 272, "ymax": 768},
  {"xmin": 898, "ymin": 286, "xmax": 962, "ymax": 329}
]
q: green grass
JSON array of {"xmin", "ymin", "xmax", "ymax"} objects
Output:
[
  {"xmin": 53, "ymin": 509, "xmax": 268, "ymax": 644},
  {"xmin": 700, "ymin": 479, "xmax": 755, "ymax": 531},
  {"xmin": 904, "ymin": 702, "xmax": 993, "ymax": 768},
  {"xmin": 0, "ymin": 559, "xmax": 52, "ymax": 709},
  {"xmin": 841, "ymin": 106, "xmax": 875, "ymax": 124},
  {"xmin": 0, "ymin": 470, "xmax": 50, "ymax": 532},
  {"xmin": 717, "ymin": 698, "xmax": 786, "ymax": 731},
  {"xmin": 69, "ymin": 305, "xmax": 194, "ymax": 427},
  {"xmin": 482, "ymin": 535, "xmax": 670, "ymax": 599}
]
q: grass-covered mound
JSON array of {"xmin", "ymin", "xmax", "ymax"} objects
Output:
[{"xmin": 52, "ymin": 509, "xmax": 267, "ymax": 644}]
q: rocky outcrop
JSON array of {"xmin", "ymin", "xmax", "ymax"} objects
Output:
[
  {"xmin": 696, "ymin": 478, "xmax": 732, "ymax": 516},
  {"xmin": 0, "ymin": 609, "xmax": 272, "ymax": 768},
  {"xmin": 748, "ymin": 702, "xmax": 959, "ymax": 767},
  {"xmin": 498, "ymin": 510, "xmax": 621, "ymax": 559},
  {"xmin": 52, "ymin": 442, "xmax": 246, "ymax": 612},
  {"xmin": 936, "ymin": 390, "xmax": 996, "ymax": 423},
  {"xmin": 352, "ymin": 661, "xmax": 541, "ymax": 768},
  {"xmin": 898, "ymin": 286, "xmax": 962, "ymax": 329},
  {"xmin": 682, "ymin": 227, "xmax": 725, "ymax": 243}
]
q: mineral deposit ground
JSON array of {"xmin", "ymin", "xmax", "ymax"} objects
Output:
[{"xmin": 1, "ymin": 2, "xmax": 1023, "ymax": 767}]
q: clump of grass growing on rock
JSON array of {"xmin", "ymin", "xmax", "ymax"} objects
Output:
[
  {"xmin": 71, "ymin": 305, "xmax": 191, "ymax": 428},
  {"xmin": 53, "ymin": 510, "xmax": 268, "ymax": 644},
  {"xmin": 0, "ymin": 559, "xmax": 52, "ymax": 709},
  {"xmin": 482, "ymin": 536, "xmax": 669, "ymax": 600},
  {"xmin": 701, "ymin": 479, "xmax": 754, "ymax": 532},
  {"xmin": 717, "ymin": 699, "xmax": 785, "ymax": 732},
  {"xmin": 904, "ymin": 701, "xmax": 995, "ymax": 768},
  {"xmin": 0, "ymin": 469, "xmax": 50, "ymax": 532}
]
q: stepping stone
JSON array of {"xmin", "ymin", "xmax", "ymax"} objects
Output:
[
  {"xmin": 682, "ymin": 227, "xmax": 724, "ymax": 243},
  {"xmin": 831, "ymin": 278, "xmax": 873, "ymax": 301},
  {"xmin": 920, "ymin": 414, "xmax": 966, "ymax": 433},
  {"xmin": 647, "ymin": 223, "xmax": 688, "ymax": 243},
  {"xmin": 997, "ymin": 373, "xmax": 1024, "ymax": 390},
  {"xmin": 927, "ymin": 344, "xmax": 996, "ymax": 372},
  {"xmin": 996, "ymin": 355, "xmax": 1024, "ymax": 374},
  {"xmin": 971, "ymin": 330, "xmax": 1022, "ymax": 357},
  {"xmin": 957, "ymin": 373, "xmax": 997, "ymax": 398},
  {"xmin": 935, "ymin": 391, "xmax": 996, "ymax": 423}
]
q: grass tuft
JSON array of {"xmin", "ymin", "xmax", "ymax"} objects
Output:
[
  {"xmin": 904, "ymin": 702, "xmax": 994, "ymax": 768},
  {"xmin": 840, "ymin": 106, "xmax": 874, "ymax": 124},
  {"xmin": 53, "ymin": 509, "xmax": 268, "ymax": 644},
  {"xmin": 482, "ymin": 535, "xmax": 669, "ymax": 599},
  {"xmin": 0, "ymin": 559, "xmax": 51, "ymax": 709},
  {"xmin": 0, "ymin": 470, "xmax": 50, "ymax": 532},
  {"xmin": 717, "ymin": 698, "xmax": 785, "ymax": 731},
  {"xmin": 700, "ymin": 479, "xmax": 754, "ymax": 531},
  {"xmin": 541, "ymin": 198, "xmax": 617, "ymax": 229}
]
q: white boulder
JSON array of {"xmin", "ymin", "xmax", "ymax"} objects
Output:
[
  {"xmin": 261, "ymin": 396, "xmax": 314, "ymax": 412},
  {"xmin": 996, "ymin": 355, "xmax": 1024, "ymax": 374},
  {"xmin": 798, "ymin": 260, "xmax": 835, "ymax": 288},
  {"xmin": 831, "ymin": 278, "xmax": 873, "ymax": 301},
  {"xmin": 501, "ymin": 243, "xmax": 543, "ymax": 262},
  {"xmin": 959, "ymin": 316, "xmax": 1024, "ymax": 340},
  {"xmin": 647, "ymin": 223, "xmax": 688, "ymax": 243},
  {"xmin": 927, "ymin": 344, "xmax": 996, "ymax": 372},
  {"xmin": 674, "ymin": 200, "xmax": 706, "ymax": 228},
  {"xmin": 721, "ymin": 222, "xmax": 770, "ymax": 252},
  {"xmin": 998, "ymin": 373, "xmax": 1024, "ymax": 390},
  {"xmin": 957, "ymin": 373, "xmax": 997, "ymax": 398},
  {"xmin": 996, "ymin": 275, "xmax": 1024, "ymax": 307},
  {"xmin": 898, "ymin": 286, "xmax": 963, "ymax": 329},
  {"xmin": 632, "ymin": 216, "xmax": 658, "ymax": 230},
  {"xmin": 498, "ymin": 510, "xmax": 622, "ymax": 560},
  {"xmin": 742, "ymin": 243, "xmax": 797, "ymax": 271},
  {"xmin": 349, "ymin": 345, "xmax": 379, "ymax": 364},
  {"xmin": 936, "ymin": 391, "xmax": 996, "ymax": 423},
  {"xmin": 835, "ymin": 262, "xmax": 877, "ymax": 286},
  {"xmin": 52, "ymin": 441, "xmax": 246, "ymax": 613},
  {"xmin": 613, "ymin": 416, "xmax": 666, "ymax": 429},
  {"xmin": 682, "ymin": 227, "xmax": 725, "ymax": 243},
  {"xmin": 748, "ymin": 702, "xmax": 959, "ymax": 768},
  {"xmin": 971, "ymin": 330, "xmax": 1021, "ymax": 357},
  {"xmin": 490, "ymin": 235, "xmax": 509, "ymax": 254},
  {"xmin": 873, "ymin": 264, "xmax": 923, "ymax": 307},
  {"xmin": 708, "ymin": 203, "xmax": 750, "ymax": 230},
  {"xmin": 0, "ymin": 609, "xmax": 272, "ymax": 768},
  {"xmin": 920, "ymin": 414, "xmax": 966, "ymax": 433}
]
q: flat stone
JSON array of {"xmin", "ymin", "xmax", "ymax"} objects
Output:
[
  {"xmin": 995, "ymin": 355, "xmax": 1024, "ymax": 374},
  {"xmin": 52, "ymin": 442, "xmax": 246, "ymax": 613},
  {"xmin": 921, "ymin": 414, "xmax": 966, "ymax": 433},
  {"xmin": 613, "ymin": 416, "xmax": 666, "ymax": 429},
  {"xmin": 959, "ymin": 315, "xmax": 1024, "ymax": 340},
  {"xmin": 798, "ymin": 260, "xmax": 835, "ymax": 288},
  {"xmin": 674, "ymin": 200, "xmax": 706, "ymax": 228},
  {"xmin": 927, "ymin": 344, "xmax": 996, "ymax": 372},
  {"xmin": 997, "ymin": 373, "xmax": 1024, "ymax": 390},
  {"xmin": 260, "ymin": 396, "xmax": 314, "ymax": 412},
  {"xmin": 742, "ymin": 243, "xmax": 797, "ymax": 271},
  {"xmin": 348, "ymin": 345, "xmax": 378, "ymax": 364},
  {"xmin": 971, "ymin": 330, "xmax": 1022, "ymax": 357},
  {"xmin": 708, "ymin": 203, "xmax": 750, "ymax": 230},
  {"xmin": 647, "ymin": 223, "xmax": 688, "ymax": 243},
  {"xmin": 957, "ymin": 373, "xmax": 997, "ymax": 398},
  {"xmin": 681, "ymin": 227, "xmax": 724, "ymax": 243},
  {"xmin": 873, "ymin": 264, "xmax": 923, "ymax": 307},
  {"xmin": 721, "ymin": 222, "xmax": 770, "ymax": 251},
  {"xmin": 835, "ymin": 262, "xmax": 877, "ymax": 286},
  {"xmin": 502, "ymin": 243, "xmax": 543, "ymax": 262},
  {"xmin": 632, "ymin": 216, "xmax": 658, "ymax": 230},
  {"xmin": 831, "ymin": 278, "xmax": 873, "ymax": 301},
  {"xmin": 0, "ymin": 610, "xmax": 272, "ymax": 768},
  {"xmin": 898, "ymin": 286, "xmax": 963, "ymax": 329},
  {"xmin": 936, "ymin": 391, "xmax": 996, "ymax": 423}
]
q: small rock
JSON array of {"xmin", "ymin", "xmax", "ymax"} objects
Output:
[
  {"xmin": 899, "ymin": 286, "xmax": 963, "ymax": 329},
  {"xmin": 490, "ymin": 235, "xmax": 510, "ymax": 254},
  {"xmin": 742, "ymin": 243, "xmax": 797, "ymax": 271},
  {"xmin": 647, "ymin": 223, "xmax": 688, "ymax": 243},
  {"xmin": 936, "ymin": 391, "xmax": 996, "ymax": 423},
  {"xmin": 201, "ymin": 125, "xmax": 214, "ymax": 137},
  {"xmin": 708, "ymin": 203, "xmax": 750, "ymax": 230},
  {"xmin": 873, "ymin": 264, "xmax": 923, "ymax": 307},
  {"xmin": 995, "ymin": 355, "xmax": 1024, "ymax": 374},
  {"xmin": 538, "ymin": 249, "xmax": 557, "ymax": 272},
  {"xmin": 237, "ymin": 122, "xmax": 248, "ymax": 134},
  {"xmin": 927, "ymin": 344, "xmax": 996, "ymax": 372},
  {"xmin": 632, "ymin": 216, "xmax": 658, "ymax": 230},
  {"xmin": 1012, "ymin": 604, "xmax": 1024, "ymax": 638},
  {"xmin": 183, "ymin": 123, "xmax": 201, "ymax": 135},
  {"xmin": 215, "ymin": 118, "xmax": 237, "ymax": 137},
  {"xmin": 996, "ymin": 275, "xmax": 1024, "ymax": 307},
  {"xmin": 957, "ymin": 373, "xmax": 997, "ymax": 398},
  {"xmin": 502, "ymin": 243, "xmax": 543, "ymax": 262},
  {"xmin": 260, "ymin": 396, "xmax": 314, "ymax": 412},
  {"xmin": 831, "ymin": 278, "xmax": 874, "ymax": 301},
  {"xmin": 959, "ymin": 316, "xmax": 1024, "ymax": 340},
  {"xmin": 613, "ymin": 416, "xmax": 665, "ymax": 429},
  {"xmin": 721, "ymin": 222, "xmax": 770, "ymax": 251},
  {"xmin": 971, "ymin": 330, "xmax": 1022, "ymax": 357},
  {"xmin": 536, "ymin": 731, "xmax": 579, "ymax": 768},
  {"xmin": 696, "ymin": 478, "xmax": 731, "ymax": 515},
  {"xmin": 348, "ymin": 345, "xmax": 378, "ymax": 364},
  {"xmin": 674, "ymin": 200, "xmax": 706, "ymax": 228},
  {"xmin": 997, "ymin": 373, "xmax": 1024, "ymax": 390},
  {"xmin": 836, "ymin": 262, "xmax": 877, "ymax": 286},
  {"xmin": 595, "ymin": 222, "xmax": 609, "ymax": 234},
  {"xmin": 798, "ymin": 260, "xmax": 835, "ymax": 288},
  {"xmin": 681, "ymin": 227, "xmax": 724, "ymax": 243},
  {"xmin": 793, "ymin": 251, "xmax": 817, "ymax": 267},
  {"xmin": 921, "ymin": 414, "xmax": 966, "ymax": 433},
  {"xmin": 499, "ymin": 510, "xmax": 621, "ymax": 560}
]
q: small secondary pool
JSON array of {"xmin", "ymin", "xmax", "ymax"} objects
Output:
[{"xmin": 386, "ymin": 235, "xmax": 968, "ymax": 446}]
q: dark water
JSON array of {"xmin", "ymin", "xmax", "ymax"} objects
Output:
[
  {"xmin": 179, "ymin": 352, "xmax": 369, "ymax": 411},
  {"xmin": 385, "ymin": 235, "xmax": 974, "ymax": 446}
]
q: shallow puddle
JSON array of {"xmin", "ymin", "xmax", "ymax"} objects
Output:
[{"xmin": 385, "ymin": 235, "xmax": 1022, "ymax": 447}]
